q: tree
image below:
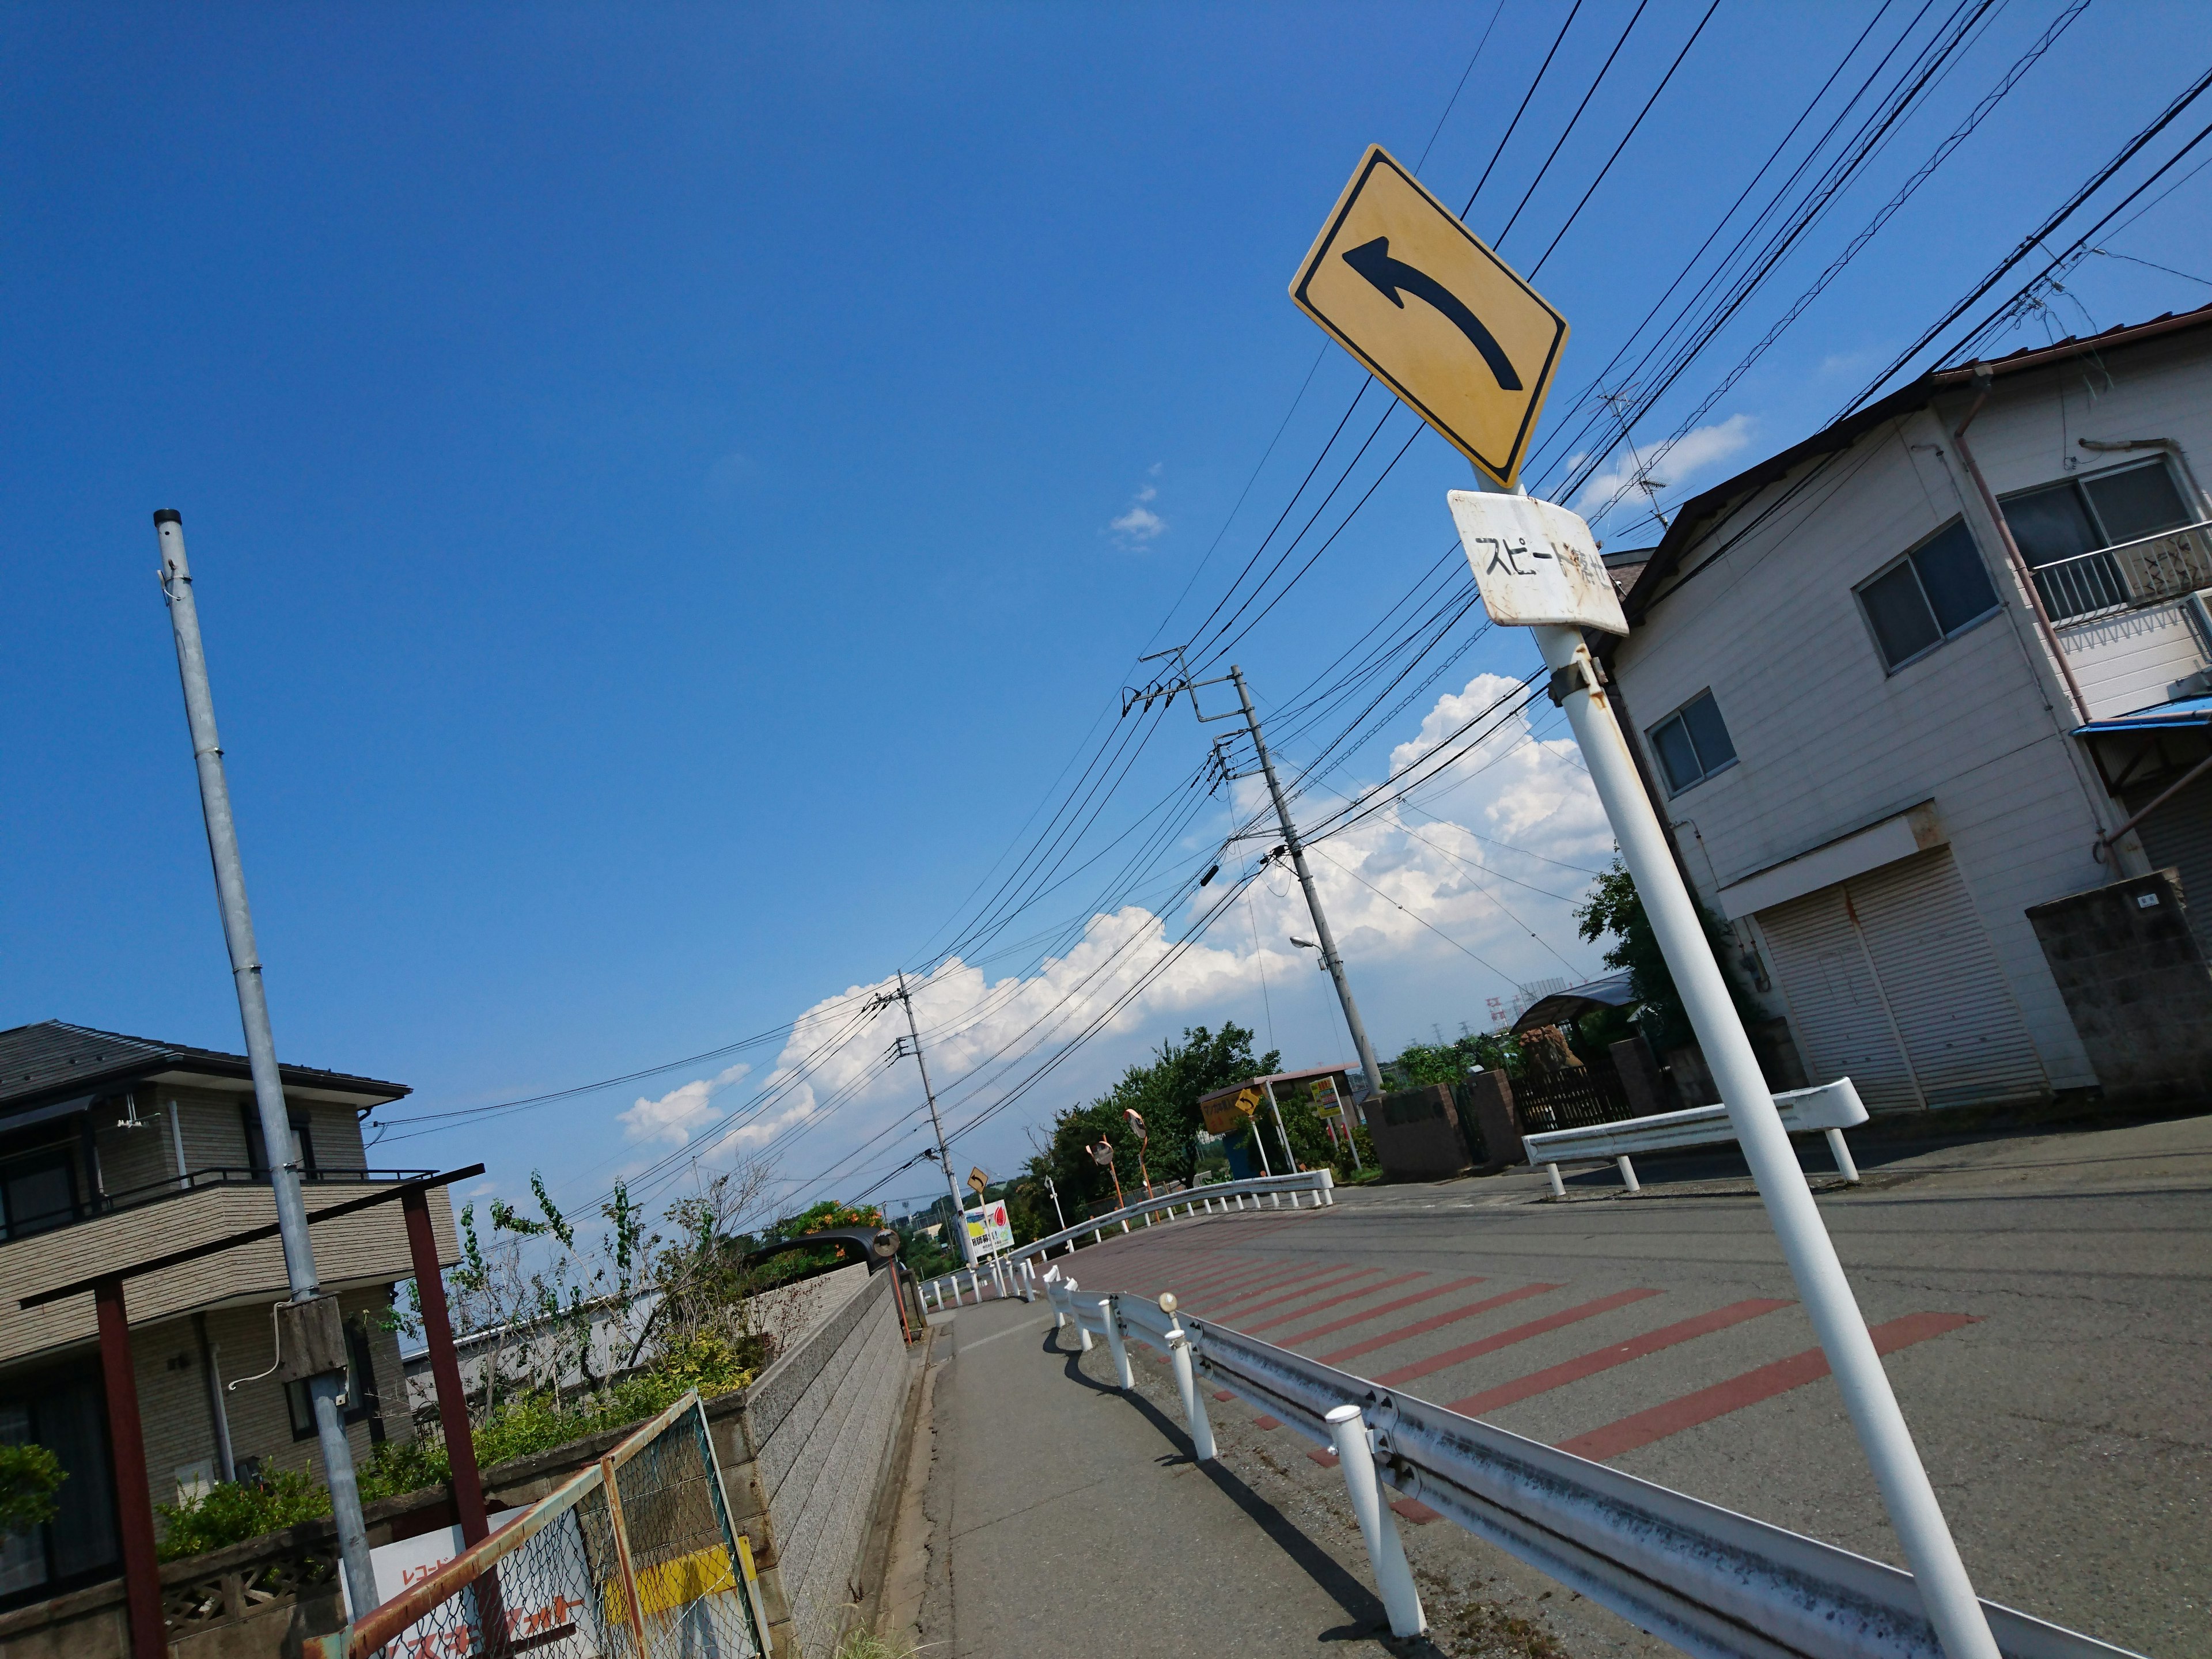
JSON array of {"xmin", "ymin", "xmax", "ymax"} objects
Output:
[
  {"xmin": 1575, "ymin": 858, "xmax": 1758, "ymax": 1054},
  {"xmin": 0, "ymin": 1444, "xmax": 62, "ymax": 1538},
  {"xmin": 1389, "ymin": 1030, "xmax": 1518, "ymax": 1085},
  {"xmin": 1023, "ymin": 1024, "xmax": 1279, "ymax": 1214}
]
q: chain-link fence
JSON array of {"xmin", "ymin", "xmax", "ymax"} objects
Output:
[{"xmin": 306, "ymin": 1392, "xmax": 767, "ymax": 1659}]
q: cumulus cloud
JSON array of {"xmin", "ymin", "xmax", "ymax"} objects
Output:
[
  {"xmin": 619, "ymin": 1061, "xmax": 751, "ymax": 1146},
  {"xmin": 1574, "ymin": 414, "xmax": 1755, "ymax": 525},
  {"xmin": 618, "ymin": 671, "xmax": 1616, "ymax": 1214}
]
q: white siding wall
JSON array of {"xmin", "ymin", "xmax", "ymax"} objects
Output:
[
  {"xmin": 1611, "ymin": 334, "xmax": 2212, "ymax": 1096},
  {"xmin": 2059, "ymin": 598, "xmax": 2207, "ymax": 719}
]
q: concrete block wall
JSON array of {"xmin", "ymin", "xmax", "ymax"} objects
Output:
[{"xmin": 715, "ymin": 1269, "xmax": 909, "ymax": 1659}]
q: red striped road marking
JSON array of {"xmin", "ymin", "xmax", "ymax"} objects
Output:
[
  {"xmin": 1374, "ymin": 1290, "xmax": 1661, "ymax": 1387},
  {"xmin": 1448, "ymin": 1299, "xmax": 1793, "ymax": 1418},
  {"xmin": 1208, "ymin": 1266, "xmax": 1383, "ymax": 1317},
  {"xmin": 1317, "ymin": 1283, "xmax": 1561, "ymax": 1368},
  {"xmin": 1243, "ymin": 1271, "xmax": 1429, "ymax": 1334},
  {"xmin": 1268, "ymin": 1276, "xmax": 1487, "ymax": 1346},
  {"xmin": 1190, "ymin": 1262, "xmax": 1342, "ymax": 1306},
  {"xmin": 1555, "ymin": 1312, "xmax": 1978, "ymax": 1461}
]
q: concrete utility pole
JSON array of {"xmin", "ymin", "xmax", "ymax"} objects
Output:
[
  {"xmin": 890, "ymin": 972, "xmax": 975, "ymax": 1269},
  {"xmin": 1225, "ymin": 665, "xmax": 1388, "ymax": 1103},
  {"xmin": 154, "ymin": 512, "xmax": 378, "ymax": 1616}
]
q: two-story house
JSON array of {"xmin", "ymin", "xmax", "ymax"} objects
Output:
[
  {"xmin": 1599, "ymin": 305, "xmax": 2212, "ymax": 1113},
  {"xmin": 0, "ymin": 1020, "xmax": 457, "ymax": 1609}
]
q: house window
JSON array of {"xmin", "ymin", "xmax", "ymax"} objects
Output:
[
  {"xmin": 1647, "ymin": 691, "xmax": 1737, "ymax": 794},
  {"xmin": 0, "ymin": 1374, "xmax": 119, "ymax": 1608},
  {"xmin": 0, "ymin": 1147, "xmax": 78, "ymax": 1241},
  {"xmin": 2002, "ymin": 459, "xmax": 2195, "ymax": 620},
  {"xmin": 241, "ymin": 1107, "xmax": 317, "ymax": 1180},
  {"xmin": 285, "ymin": 1315, "xmax": 380, "ymax": 1441},
  {"xmin": 1855, "ymin": 520, "xmax": 2000, "ymax": 672}
]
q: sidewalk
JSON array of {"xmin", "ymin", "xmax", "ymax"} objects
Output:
[{"xmin": 892, "ymin": 1288, "xmax": 1666, "ymax": 1659}]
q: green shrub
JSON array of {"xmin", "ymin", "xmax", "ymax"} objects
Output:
[
  {"xmin": 0, "ymin": 1443, "xmax": 64, "ymax": 1536},
  {"xmin": 156, "ymin": 1469, "xmax": 331, "ymax": 1560}
]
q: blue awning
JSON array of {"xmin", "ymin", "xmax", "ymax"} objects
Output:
[{"xmin": 2073, "ymin": 694, "xmax": 2212, "ymax": 735}]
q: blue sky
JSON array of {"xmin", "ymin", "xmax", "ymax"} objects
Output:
[{"xmin": 7, "ymin": 3, "xmax": 2209, "ymax": 1230}]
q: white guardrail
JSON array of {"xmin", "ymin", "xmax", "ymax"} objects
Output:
[
  {"xmin": 1523, "ymin": 1078, "xmax": 1870, "ymax": 1198},
  {"xmin": 918, "ymin": 1169, "xmax": 1334, "ymax": 1313},
  {"xmin": 1039, "ymin": 1276, "xmax": 2141, "ymax": 1659}
]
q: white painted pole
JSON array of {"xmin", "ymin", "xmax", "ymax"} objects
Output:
[
  {"xmin": 1099, "ymin": 1304, "xmax": 1134, "ymax": 1389},
  {"xmin": 1325, "ymin": 1404, "xmax": 1425, "ymax": 1639},
  {"xmin": 1263, "ymin": 1079, "xmax": 1297, "ymax": 1176},
  {"xmin": 1616, "ymin": 1154, "xmax": 1641, "ymax": 1194},
  {"xmin": 1532, "ymin": 621, "xmax": 1998, "ymax": 1659},
  {"xmin": 1159, "ymin": 1296, "xmax": 1215, "ymax": 1461},
  {"xmin": 1827, "ymin": 1128, "xmax": 1862, "ymax": 1184}
]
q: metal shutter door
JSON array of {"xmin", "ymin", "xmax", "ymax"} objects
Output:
[
  {"xmin": 2129, "ymin": 772, "xmax": 2212, "ymax": 955},
  {"xmin": 1753, "ymin": 889, "xmax": 1922, "ymax": 1113},
  {"xmin": 1847, "ymin": 849, "xmax": 2048, "ymax": 1108}
]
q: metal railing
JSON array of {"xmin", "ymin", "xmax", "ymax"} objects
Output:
[
  {"xmin": 302, "ymin": 1389, "xmax": 767, "ymax": 1659},
  {"xmin": 915, "ymin": 1169, "xmax": 1337, "ymax": 1314},
  {"xmin": 1041, "ymin": 1279, "xmax": 2141, "ymax": 1659},
  {"xmin": 2031, "ymin": 548, "xmax": 2131, "ymax": 623},
  {"xmin": 1509, "ymin": 1062, "xmax": 1641, "ymax": 1136},
  {"xmin": 2034, "ymin": 518, "xmax": 2212, "ymax": 623}
]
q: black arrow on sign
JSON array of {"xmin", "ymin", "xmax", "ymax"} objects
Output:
[{"xmin": 1341, "ymin": 237, "xmax": 1522, "ymax": 391}]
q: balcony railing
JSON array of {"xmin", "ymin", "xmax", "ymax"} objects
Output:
[
  {"xmin": 2034, "ymin": 518, "xmax": 2212, "ymax": 623},
  {"xmin": 1, "ymin": 1165, "xmax": 436, "ymax": 1244}
]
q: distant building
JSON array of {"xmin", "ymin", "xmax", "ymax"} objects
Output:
[
  {"xmin": 0, "ymin": 1021, "xmax": 457, "ymax": 1607},
  {"xmin": 1601, "ymin": 306, "xmax": 2212, "ymax": 1111}
]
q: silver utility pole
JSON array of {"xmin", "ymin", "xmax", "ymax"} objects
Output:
[
  {"xmin": 1226, "ymin": 665, "xmax": 1387, "ymax": 1103},
  {"xmin": 154, "ymin": 512, "xmax": 378, "ymax": 1615},
  {"xmin": 892, "ymin": 972, "xmax": 975, "ymax": 1268}
]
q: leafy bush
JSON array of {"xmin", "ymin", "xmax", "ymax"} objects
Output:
[
  {"xmin": 156, "ymin": 1469, "xmax": 330, "ymax": 1560},
  {"xmin": 0, "ymin": 1443, "xmax": 64, "ymax": 1536}
]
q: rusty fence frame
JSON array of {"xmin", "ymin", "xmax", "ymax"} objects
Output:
[{"xmin": 304, "ymin": 1389, "xmax": 770, "ymax": 1659}]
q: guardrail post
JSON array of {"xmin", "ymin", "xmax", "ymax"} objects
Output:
[
  {"xmin": 1321, "ymin": 1169, "xmax": 1335, "ymax": 1205},
  {"xmin": 1826, "ymin": 1128, "xmax": 1861, "ymax": 1184},
  {"xmin": 1616, "ymin": 1155, "xmax": 1641, "ymax": 1194},
  {"xmin": 1324, "ymin": 1405, "xmax": 1426, "ymax": 1639},
  {"xmin": 1544, "ymin": 1161, "xmax": 1565, "ymax": 1198},
  {"xmin": 1100, "ymin": 1302, "xmax": 1134, "ymax": 1389},
  {"xmin": 1158, "ymin": 1295, "xmax": 1215, "ymax": 1461}
]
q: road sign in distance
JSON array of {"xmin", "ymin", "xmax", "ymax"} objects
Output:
[
  {"xmin": 1448, "ymin": 490, "xmax": 1627, "ymax": 637},
  {"xmin": 1292, "ymin": 145, "xmax": 1569, "ymax": 489},
  {"xmin": 967, "ymin": 1165, "xmax": 990, "ymax": 1194}
]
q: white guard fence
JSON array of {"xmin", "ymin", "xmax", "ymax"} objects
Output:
[
  {"xmin": 1041, "ymin": 1277, "xmax": 2141, "ymax": 1659},
  {"xmin": 304, "ymin": 1391, "xmax": 768, "ymax": 1659},
  {"xmin": 918, "ymin": 1169, "xmax": 1334, "ymax": 1313}
]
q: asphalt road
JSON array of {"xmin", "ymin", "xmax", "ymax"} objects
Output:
[{"xmin": 1032, "ymin": 1112, "xmax": 2212, "ymax": 1658}]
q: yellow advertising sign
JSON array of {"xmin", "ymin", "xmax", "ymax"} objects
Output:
[
  {"xmin": 1291, "ymin": 145, "xmax": 1568, "ymax": 488},
  {"xmin": 1199, "ymin": 1085, "xmax": 1264, "ymax": 1138}
]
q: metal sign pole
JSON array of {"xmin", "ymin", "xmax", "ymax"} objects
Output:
[
  {"xmin": 1528, "ymin": 618, "xmax": 2000, "ymax": 1659},
  {"xmin": 154, "ymin": 512, "xmax": 378, "ymax": 1615}
]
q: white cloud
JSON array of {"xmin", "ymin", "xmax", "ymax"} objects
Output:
[
  {"xmin": 1108, "ymin": 468, "xmax": 1167, "ymax": 542},
  {"xmin": 1574, "ymin": 414, "xmax": 1755, "ymax": 526},
  {"xmin": 611, "ymin": 673, "xmax": 1617, "ymax": 1215},
  {"xmin": 619, "ymin": 1062, "xmax": 751, "ymax": 1146}
]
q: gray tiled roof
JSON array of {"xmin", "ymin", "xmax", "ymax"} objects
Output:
[{"xmin": 0, "ymin": 1020, "xmax": 410, "ymax": 1113}]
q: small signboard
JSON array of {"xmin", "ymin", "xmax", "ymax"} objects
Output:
[
  {"xmin": 1292, "ymin": 145, "xmax": 1569, "ymax": 488},
  {"xmin": 1310, "ymin": 1074, "xmax": 1346, "ymax": 1122},
  {"xmin": 1447, "ymin": 490, "xmax": 1627, "ymax": 637},
  {"xmin": 346, "ymin": 1509, "xmax": 597, "ymax": 1659},
  {"xmin": 965, "ymin": 1199, "xmax": 1014, "ymax": 1257}
]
